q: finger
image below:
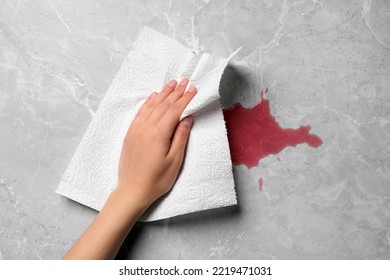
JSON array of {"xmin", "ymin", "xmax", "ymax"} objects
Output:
[
  {"xmin": 159, "ymin": 85, "xmax": 197, "ymax": 135},
  {"xmin": 133, "ymin": 91, "xmax": 158, "ymax": 123},
  {"xmin": 168, "ymin": 116, "xmax": 193, "ymax": 161},
  {"xmin": 149, "ymin": 78, "xmax": 189, "ymax": 123},
  {"xmin": 153, "ymin": 79, "xmax": 178, "ymax": 106},
  {"xmin": 134, "ymin": 80, "xmax": 177, "ymax": 123}
]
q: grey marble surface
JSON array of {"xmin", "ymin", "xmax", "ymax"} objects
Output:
[{"xmin": 0, "ymin": 0, "xmax": 389, "ymax": 259}]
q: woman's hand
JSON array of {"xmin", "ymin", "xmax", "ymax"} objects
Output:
[
  {"xmin": 64, "ymin": 78, "xmax": 197, "ymax": 259},
  {"xmin": 116, "ymin": 78, "xmax": 196, "ymax": 208}
]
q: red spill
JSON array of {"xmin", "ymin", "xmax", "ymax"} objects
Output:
[
  {"xmin": 222, "ymin": 89, "xmax": 323, "ymax": 168},
  {"xmin": 258, "ymin": 177, "xmax": 264, "ymax": 191}
]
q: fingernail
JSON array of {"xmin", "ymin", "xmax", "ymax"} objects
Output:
[
  {"xmin": 149, "ymin": 92, "xmax": 158, "ymax": 99},
  {"xmin": 187, "ymin": 85, "xmax": 197, "ymax": 93},
  {"xmin": 182, "ymin": 115, "xmax": 193, "ymax": 127},
  {"xmin": 180, "ymin": 78, "xmax": 189, "ymax": 86},
  {"xmin": 168, "ymin": 80, "xmax": 177, "ymax": 87}
]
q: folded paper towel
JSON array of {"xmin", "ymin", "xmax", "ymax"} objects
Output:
[{"xmin": 57, "ymin": 27, "xmax": 239, "ymax": 221}]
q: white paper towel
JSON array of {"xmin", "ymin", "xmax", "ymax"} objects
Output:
[{"xmin": 56, "ymin": 27, "xmax": 239, "ymax": 221}]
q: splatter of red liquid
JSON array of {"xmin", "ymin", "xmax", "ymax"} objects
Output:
[
  {"xmin": 258, "ymin": 177, "xmax": 264, "ymax": 191},
  {"xmin": 222, "ymin": 89, "xmax": 323, "ymax": 168}
]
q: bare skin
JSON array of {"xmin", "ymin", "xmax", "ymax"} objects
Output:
[{"xmin": 64, "ymin": 78, "xmax": 196, "ymax": 259}]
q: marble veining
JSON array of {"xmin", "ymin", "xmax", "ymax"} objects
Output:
[{"xmin": 0, "ymin": 0, "xmax": 389, "ymax": 259}]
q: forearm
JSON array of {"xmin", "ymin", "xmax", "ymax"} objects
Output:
[{"xmin": 63, "ymin": 188, "xmax": 149, "ymax": 260}]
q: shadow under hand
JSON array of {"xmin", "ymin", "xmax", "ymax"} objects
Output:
[
  {"xmin": 116, "ymin": 204, "xmax": 241, "ymax": 260},
  {"xmin": 219, "ymin": 62, "xmax": 261, "ymax": 109},
  {"xmin": 116, "ymin": 166, "xmax": 246, "ymax": 260}
]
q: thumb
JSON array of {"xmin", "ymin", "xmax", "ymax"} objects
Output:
[{"xmin": 169, "ymin": 116, "xmax": 193, "ymax": 160}]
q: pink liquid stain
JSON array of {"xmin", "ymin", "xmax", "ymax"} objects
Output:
[
  {"xmin": 258, "ymin": 177, "xmax": 264, "ymax": 191},
  {"xmin": 222, "ymin": 88, "xmax": 323, "ymax": 169}
]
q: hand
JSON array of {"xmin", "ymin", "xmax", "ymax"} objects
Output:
[
  {"xmin": 116, "ymin": 78, "xmax": 197, "ymax": 208},
  {"xmin": 64, "ymin": 78, "xmax": 197, "ymax": 260}
]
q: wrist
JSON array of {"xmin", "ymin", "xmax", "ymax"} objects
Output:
[
  {"xmin": 111, "ymin": 184, "xmax": 155, "ymax": 209},
  {"xmin": 106, "ymin": 187, "xmax": 151, "ymax": 218}
]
